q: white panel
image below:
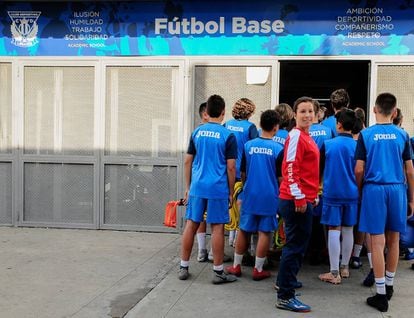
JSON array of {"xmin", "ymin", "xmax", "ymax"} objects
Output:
[{"xmin": 377, "ymin": 65, "xmax": 414, "ymax": 135}]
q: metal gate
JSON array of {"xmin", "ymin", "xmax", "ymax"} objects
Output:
[{"xmin": 0, "ymin": 59, "xmax": 184, "ymax": 232}]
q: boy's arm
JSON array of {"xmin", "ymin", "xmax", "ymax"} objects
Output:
[
  {"xmin": 249, "ymin": 124, "xmax": 259, "ymax": 139},
  {"xmin": 225, "ymin": 133, "xmax": 238, "ymax": 205},
  {"xmin": 405, "ymin": 160, "xmax": 414, "ymax": 217},
  {"xmin": 276, "ymin": 148, "xmax": 284, "ymax": 185},
  {"xmin": 319, "ymin": 143, "xmax": 326, "ymax": 181},
  {"xmin": 240, "ymin": 150, "xmax": 247, "ymax": 184},
  {"xmin": 227, "ymin": 159, "xmax": 236, "ymax": 205},
  {"xmin": 355, "ymin": 160, "xmax": 365, "ymax": 195},
  {"xmin": 354, "ymin": 133, "xmax": 366, "ymax": 196},
  {"xmin": 183, "ymin": 154, "xmax": 194, "ymax": 204}
]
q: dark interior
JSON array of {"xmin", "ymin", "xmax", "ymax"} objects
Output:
[{"xmin": 279, "ymin": 60, "xmax": 370, "ymax": 120}]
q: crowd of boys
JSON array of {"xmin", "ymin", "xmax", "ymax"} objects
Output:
[{"xmin": 177, "ymin": 90, "xmax": 414, "ymax": 313}]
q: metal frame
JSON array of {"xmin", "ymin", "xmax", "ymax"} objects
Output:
[
  {"xmin": 15, "ymin": 58, "xmax": 100, "ymax": 229},
  {"xmin": 98, "ymin": 58, "xmax": 185, "ymax": 232}
]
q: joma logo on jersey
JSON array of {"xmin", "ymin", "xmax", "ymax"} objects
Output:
[
  {"xmin": 227, "ymin": 125, "xmax": 244, "ymax": 132},
  {"xmin": 373, "ymin": 133, "xmax": 397, "ymax": 141},
  {"xmin": 248, "ymin": 146, "xmax": 273, "ymax": 155},
  {"xmin": 273, "ymin": 136, "xmax": 286, "ymax": 144},
  {"xmin": 310, "ymin": 130, "xmax": 327, "ymax": 137},
  {"xmin": 196, "ymin": 130, "xmax": 220, "ymax": 139}
]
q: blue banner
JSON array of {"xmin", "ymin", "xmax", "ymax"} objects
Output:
[{"xmin": 0, "ymin": 1, "xmax": 414, "ymax": 56}]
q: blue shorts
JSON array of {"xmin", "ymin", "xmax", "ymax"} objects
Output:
[
  {"xmin": 239, "ymin": 213, "xmax": 277, "ymax": 233},
  {"xmin": 359, "ymin": 183, "xmax": 407, "ymax": 235},
  {"xmin": 320, "ymin": 202, "xmax": 358, "ymax": 227},
  {"xmin": 186, "ymin": 196, "xmax": 229, "ymax": 224}
]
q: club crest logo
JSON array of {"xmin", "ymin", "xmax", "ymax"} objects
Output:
[{"xmin": 8, "ymin": 11, "xmax": 41, "ymax": 47}]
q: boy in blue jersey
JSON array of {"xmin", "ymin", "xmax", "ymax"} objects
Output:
[
  {"xmin": 322, "ymin": 89, "xmax": 350, "ymax": 136},
  {"xmin": 318, "ymin": 108, "xmax": 359, "ymax": 284},
  {"xmin": 224, "ymin": 98, "xmax": 258, "ymax": 181},
  {"xmin": 179, "ymin": 94, "xmax": 238, "ymax": 284},
  {"xmin": 225, "ymin": 109, "xmax": 284, "ymax": 280},
  {"xmin": 259, "ymin": 103, "xmax": 294, "ymax": 146},
  {"xmin": 308, "ymin": 99, "xmax": 333, "ymax": 266},
  {"xmin": 355, "ymin": 93, "xmax": 414, "ymax": 312},
  {"xmin": 310, "ymin": 100, "xmax": 334, "ymax": 149},
  {"xmin": 224, "ymin": 98, "xmax": 258, "ymax": 247},
  {"xmin": 195, "ymin": 102, "xmax": 210, "ymax": 262},
  {"xmin": 273, "ymin": 103, "xmax": 294, "ymax": 146}
]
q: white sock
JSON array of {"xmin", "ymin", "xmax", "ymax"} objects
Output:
[
  {"xmin": 352, "ymin": 244, "xmax": 363, "ymax": 257},
  {"xmin": 255, "ymin": 257, "xmax": 266, "ymax": 272},
  {"xmin": 250, "ymin": 235, "xmax": 256, "ymax": 256},
  {"xmin": 367, "ymin": 252, "xmax": 373, "ymax": 268},
  {"xmin": 328, "ymin": 230, "xmax": 341, "ymax": 272},
  {"xmin": 196, "ymin": 232, "xmax": 206, "ymax": 251},
  {"xmin": 180, "ymin": 260, "xmax": 189, "ymax": 268},
  {"xmin": 375, "ymin": 277, "xmax": 386, "ymax": 295},
  {"xmin": 233, "ymin": 253, "xmax": 243, "ymax": 267},
  {"xmin": 341, "ymin": 227, "xmax": 354, "ymax": 266},
  {"xmin": 229, "ymin": 230, "xmax": 235, "ymax": 243},
  {"xmin": 385, "ymin": 270, "xmax": 395, "ymax": 286},
  {"xmin": 213, "ymin": 264, "xmax": 223, "ymax": 272}
]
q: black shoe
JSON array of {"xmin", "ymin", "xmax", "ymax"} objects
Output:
[
  {"xmin": 386, "ymin": 285, "xmax": 394, "ymax": 300},
  {"xmin": 350, "ymin": 256, "xmax": 362, "ymax": 269},
  {"xmin": 367, "ymin": 293, "xmax": 388, "ymax": 312},
  {"xmin": 363, "ymin": 269, "xmax": 375, "ymax": 287},
  {"xmin": 411, "ymin": 263, "xmax": 414, "ymax": 270}
]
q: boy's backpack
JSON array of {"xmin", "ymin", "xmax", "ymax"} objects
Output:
[{"xmin": 164, "ymin": 199, "xmax": 184, "ymax": 228}]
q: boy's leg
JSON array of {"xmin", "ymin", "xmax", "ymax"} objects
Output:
[
  {"xmin": 252, "ymin": 231, "xmax": 272, "ymax": 280},
  {"xmin": 367, "ymin": 233, "xmax": 389, "ymax": 312},
  {"xmin": 178, "ymin": 220, "xmax": 199, "ymax": 280},
  {"xmin": 234, "ymin": 229, "xmax": 249, "ymax": 261},
  {"xmin": 384, "ymin": 231, "xmax": 400, "ymax": 300},
  {"xmin": 371, "ymin": 234, "xmax": 386, "ymax": 284},
  {"xmin": 181, "ymin": 220, "xmax": 200, "ymax": 261},
  {"xmin": 256, "ymin": 231, "xmax": 271, "ymax": 258},
  {"xmin": 225, "ymin": 229, "xmax": 248, "ymax": 276},
  {"xmin": 385, "ymin": 231, "xmax": 400, "ymax": 272},
  {"xmin": 196, "ymin": 221, "xmax": 208, "ymax": 262},
  {"xmin": 363, "ymin": 233, "xmax": 375, "ymax": 287},
  {"xmin": 211, "ymin": 223, "xmax": 237, "ymax": 284},
  {"xmin": 340, "ymin": 226, "xmax": 353, "ymax": 278},
  {"xmin": 211, "ymin": 223, "xmax": 225, "ymax": 265},
  {"xmin": 351, "ymin": 231, "xmax": 364, "ymax": 268},
  {"xmin": 319, "ymin": 226, "xmax": 341, "ymax": 284}
]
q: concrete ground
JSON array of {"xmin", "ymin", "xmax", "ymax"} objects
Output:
[{"xmin": 1, "ymin": 227, "xmax": 413, "ymax": 318}]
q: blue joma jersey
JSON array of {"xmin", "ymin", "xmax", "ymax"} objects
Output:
[
  {"xmin": 310, "ymin": 123, "xmax": 334, "ymax": 150},
  {"xmin": 242, "ymin": 137, "xmax": 283, "ymax": 215},
  {"xmin": 322, "ymin": 134, "xmax": 358, "ymax": 203},
  {"xmin": 322, "ymin": 115, "xmax": 337, "ymax": 137},
  {"xmin": 355, "ymin": 124, "xmax": 412, "ymax": 184},
  {"xmin": 225, "ymin": 119, "xmax": 258, "ymax": 179},
  {"xmin": 188, "ymin": 122, "xmax": 237, "ymax": 199}
]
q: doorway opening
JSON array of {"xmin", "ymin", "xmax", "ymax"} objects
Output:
[{"xmin": 279, "ymin": 60, "xmax": 370, "ymax": 122}]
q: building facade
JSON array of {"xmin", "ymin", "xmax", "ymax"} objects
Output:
[{"xmin": 0, "ymin": 1, "xmax": 413, "ymax": 232}]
